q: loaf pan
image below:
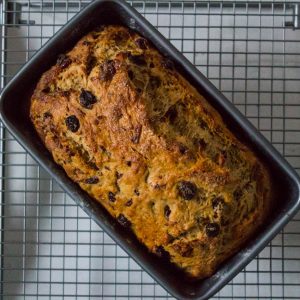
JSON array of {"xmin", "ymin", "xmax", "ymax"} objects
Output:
[{"xmin": 1, "ymin": 0, "xmax": 300, "ymax": 299}]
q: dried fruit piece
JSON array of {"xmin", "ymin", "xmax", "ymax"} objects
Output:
[
  {"xmin": 85, "ymin": 176, "xmax": 99, "ymax": 184},
  {"xmin": 165, "ymin": 106, "xmax": 177, "ymax": 124},
  {"xmin": 134, "ymin": 189, "xmax": 140, "ymax": 196},
  {"xmin": 135, "ymin": 38, "xmax": 147, "ymax": 49},
  {"xmin": 177, "ymin": 181, "xmax": 197, "ymax": 200},
  {"xmin": 79, "ymin": 90, "xmax": 97, "ymax": 109},
  {"xmin": 164, "ymin": 205, "xmax": 171, "ymax": 219},
  {"xmin": 125, "ymin": 199, "xmax": 133, "ymax": 207},
  {"xmin": 154, "ymin": 245, "xmax": 170, "ymax": 260},
  {"xmin": 108, "ymin": 191, "xmax": 116, "ymax": 202},
  {"xmin": 117, "ymin": 214, "xmax": 131, "ymax": 228},
  {"xmin": 57, "ymin": 54, "xmax": 72, "ymax": 69},
  {"xmin": 86, "ymin": 55, "xmax": 97, "ymax": 74},
  {"xmin": 205, "ymin": 223, "xmax": 220, "ymax": 237},
  {"xmin": 99, "ymin": 60, "xmax": 116, "ymax": 81},
  {"xmin": 65, "ymin": 115, "xmax": 80, "ymax": 132}
]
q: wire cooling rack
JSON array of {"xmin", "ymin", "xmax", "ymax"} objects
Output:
[{"xmin": 1, "ymin": 1, "xmax": 300, "ymax": 299}]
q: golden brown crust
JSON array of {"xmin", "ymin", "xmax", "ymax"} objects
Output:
[{"xmin": 30, "ymin": 25, "xmax": 271, "ymax": 279}]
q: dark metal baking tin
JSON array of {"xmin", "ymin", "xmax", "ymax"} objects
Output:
[{"xmin": 0, "ymin": 1, "xmax": 299, "ymax": 299}]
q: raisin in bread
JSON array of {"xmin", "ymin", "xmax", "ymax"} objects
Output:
[{"xmin": 30, "ymin": 25, "xmax": 270, "ymax": 279}]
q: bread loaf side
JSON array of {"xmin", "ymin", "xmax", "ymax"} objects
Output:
[{"xmin": 30, "ymin": 25, "xmax": 270, "ymax": 278}]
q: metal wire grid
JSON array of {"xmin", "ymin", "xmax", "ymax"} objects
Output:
[{"xmin": 0, "ymin": 1, "xmax": 300, "ymax": 299}]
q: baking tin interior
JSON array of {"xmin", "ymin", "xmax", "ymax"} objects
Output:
[{"xmin": 1, "ymin": 1, "xmax": 300, "ymax": 299}]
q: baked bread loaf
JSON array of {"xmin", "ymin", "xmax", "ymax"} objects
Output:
[{"xmin": 30, "ymin": 25, "xmax": 270, "ymax": 279}]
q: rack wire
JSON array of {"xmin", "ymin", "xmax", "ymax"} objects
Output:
[{"xmin": 1, "ymin": 1, "xmax": 300, "ymax": 299}]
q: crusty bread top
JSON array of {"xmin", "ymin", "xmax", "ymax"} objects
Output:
[{"xmin": 30, "ymin": 25, "xmax": 270, "ymax": 278}]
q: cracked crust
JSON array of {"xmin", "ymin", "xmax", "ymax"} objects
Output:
[{"xmin": 30, "ymin": 25, "xmax": 271, "ymax": 279}]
